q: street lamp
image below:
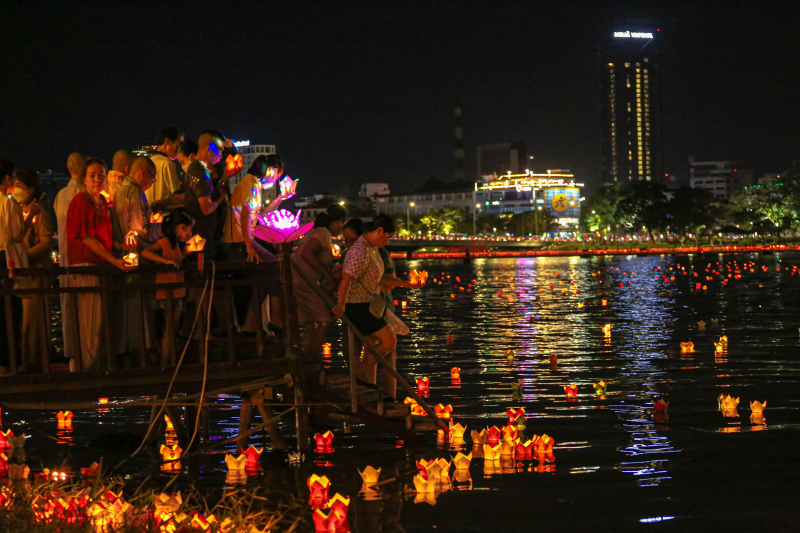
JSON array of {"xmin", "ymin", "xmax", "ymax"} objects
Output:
[{"xmin": 407, "ymin": 202, "xmax": 415, "ymax": 232}]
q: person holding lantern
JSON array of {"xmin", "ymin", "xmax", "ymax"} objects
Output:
[
  {"xmin": 66, "ymin": 157, "xmax": 136, "ymax": 370},
  {"xmin": 332, "ymin": 216, "xmax": 423, "ymax": 401},
  {"xmin": 293, "ymin": 203, "xmax": 347, "ymax": 364}
]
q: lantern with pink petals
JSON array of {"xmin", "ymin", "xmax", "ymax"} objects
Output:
[{"xmin": 253, "ymin": 209, "xmax": 313, "ymax": 244}]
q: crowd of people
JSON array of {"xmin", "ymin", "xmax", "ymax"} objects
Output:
[{"xmin": 0, "ymin": 127, "xmax": 421, "ymax": 401}]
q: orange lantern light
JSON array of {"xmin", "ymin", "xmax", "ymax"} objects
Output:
[
  {"xmin": 451, "ymin": 367, "xmax": 461, "ymax": 380},
  {"xmin": 507, "ymin": 407, "xmax": 525, "ymax": 424},
  {"xmin": 434, "ymin": 404, "xmax": 453, "ymax": 419},
  {"xmin": 242, "ymin": 445, "xmax": 263, "ymax": 470},
  {"xmin": 446, "ymin": 333, "xmax": 454, "ymax": 342},
  {"xmin": 185, "ymin": 234, "xmax": 206, "ymax": 253},
  {"xmin": 0, "ymin": 429, "xmax": 12, "ymax": 451},
  {"xmin": 322, "ymin": 342, "xmax": 332, "ymax": 356},
  {"xmin": 750, "ymin": 400, "xmax": 767, "ymax": 414},
  {"xmin": 534, "ymin": 434, "xmax": 555, "ymax": 454},
  {"xmin": 160, "ymin": 444, "xmax": 182, "ymax": 471},
  {"xmin": 416, "ymin": 377, "xmax": 430, "ymax": 393},
  {"xmin": 164, "ymin": 415, "xmax": 174, "ymax": 430},
  {"xmin": 98, "ymin": 398, "xmax": 109, "ymax": 405},
  {"xmin": 601, "ymin": 299, "xmax": 608, "ymax": 306},
  {"xmin": 307, "ymin": 474, "xmax": 331, "ymax": 507},
  {"xmin": 564, "ymin": 385, "xmax": 578, "ymax": 398},
  {"xmin": 516, "ymin": 439, "xmax": 534, "ymax": 460},
  {"xmin": 501, "ymin": 425, "xmax": 517, "ymax": 441},
  {"xmin": 680, "ymin": 341, "xmax": 694, "ymax": 353}
]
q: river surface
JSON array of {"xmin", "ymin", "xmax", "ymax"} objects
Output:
[{"xmin": 8, "ymin": 253, "xmax": 800, "ymax": 531}]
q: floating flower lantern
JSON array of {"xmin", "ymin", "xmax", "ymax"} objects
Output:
[
  {"xmin": 0, "ymin": 429, "xmax": 12, "ymax": 450},
  {"xmin": 593, "ymin": 381, "xmax": 607, "ymax": 396},
  {"xmin": 714, "ymin": 342, "xmax": 725, "ymax": 354},
  {"xmin": 653, "ymin": 399, "xmax": 669, "ymax": 412},
  {"xmin": 449, "ymin": 422, "xmax": 466, "ymax": 441},
  {"xmin": 501, "ymin": 425, "xmax": 517, "ymax": 441},
  {"xmin": 313, "ymin": 508, "xmax": 346, "ymax": 532},
  {"xmin": 314, "ymin": 431, "xmax": 334, "ymax": 453},
  {"xmin": 185, "ymin": 233, "xmax": 206, "ymax": 253},
  {"xmin": 697, "ymin": 320, "xmax": 706, "ymax": 329},
  {"xmin": 358, "ymin": 466, "xmax": 381, "ymax": 483},
  {"xmin": 483, "ymin": 443, "xmax": 501, "ymax": 461},
  {"xmin": 451, "ymin": 367, "xmax": 461, "ymax": 380},
  {"xmin": 602, "ymin": 324, "xmax": 612, "ymax": 336},
  {"xmin": 534, "ymin": 434, "xmax": 555, "ymax": 454},
  {"xmin": 224, "ymin": 453, "xmax": 247, "ymax": 471},
  {"xmin": 511, "ymin": 382, "xmax": 523, "ymax": 396},
  {"xmin": 507, "ymin": 407, "xmax": 525, "ymax": 425},
  {"xmin": 453, "ymin": 451, "xmax": 472, "ymax": 470},
  {"xmin": 564, "ymin": 385, "xmax": 578, "ymax": 398},
  {"xmin": 98, "ymin": 398, "xmax": 109, "ymax": 405},
  {"xmin": 322, "ymin": 342, "xmax": 332, "ymax": 357},
  {"xmin": 750, "ymin": 400, "xmax": 767, "ymax": 414},
  {"xmin": 434, "ymin": 404, "xmax": 453, "ymax": 419},
  {"xmin": 470, "ymin": 428, "xmax": 488, "ymax": 445},
  {"xmin": 307, "ymin": 474, "xmax": 331, "ymax": 507},
  {"xmin": 601, "ymin": 299, "xmax": 607, "ymax": 306},
  {"xmin": 719, "ymin": 335, "xmax": 728, "ymax": 345},
  {"xmin": 446, "ymin": 333, "xmax": 454, "ymax": 343},
  {"xmin": 164, "ymin": 415, "xmax": 174, "ymax": 430},
  {"xmin": 154, "ymin": 492, "xmax": 182, "ymax": 524},
  {"xmin": 506, "ymin": 349, "xmax": 515, "ymax": 362},
  {"xmin": 721, "ymin": 395, "xmax": 739, "ymax": 410},
  {"xmin": 253, "ymin": 209, "xmax": 313, "ymax": 244},
  {"xmin": 486, "ymin": 426, "xmax": 502, "ymax": 446},
  {"xmin": 160, "ymin": 444, "xmax": 182, "ymax": 464},
  {"xmin": 680, "ymin": 341, "xmax": 694, "ymax": 353},
  {"xmin": 409, "ymin": 311, "xmax": 418, "ymax": 317},
  {"xmin": 404, "ymin": 397, "xmax": 426, "ymax": 416},
  {"xmin": 499, "ymin": 437, "xmax": 515, "ymax": 456},
  {"xmin": 413, "ymin": 474, "xmax": 437, "ymax": 494},
  {"xmin": 515, "ymin": 439, "xmax": 534, "ymax": 460},
  {"xmin": 416, "ymin": 377, "xmax": 430, "ymax": 393}
]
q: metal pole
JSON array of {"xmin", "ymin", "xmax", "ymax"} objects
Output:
[
  {"xmin": 473, "ymin": 206, "xmax": 477, "ymax": 236},
  {"xmin": 406, "ymin": 206, "xmax": 410, "ymax": 232}
]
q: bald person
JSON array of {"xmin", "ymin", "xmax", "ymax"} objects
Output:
[
  {"xmin": 147, "ymin": 126, "xmax": 183, "ymax": 205},
  {"xmin": 113, "ymin": 156, "xmax": 159, "ymax": 252},
  {"xmin": 53, "ymin": 151, "xmax": 88, "ymax": 364},
  {"xmin": 182, "ymin": 132, "xmax": 227, "ymax": 261},
  {"xmin": 106, "ymin": 149, "xmax": 135, "ymax": 202}
]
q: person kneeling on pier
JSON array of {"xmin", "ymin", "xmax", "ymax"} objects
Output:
[{"xmin": 332, "ymin": 216, "xmax": 422, "ymax": 402}]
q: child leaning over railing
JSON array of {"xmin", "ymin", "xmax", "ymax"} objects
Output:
[{"xmin": 142, "ymin": 207, "xmax": 195, "ymax": 359}]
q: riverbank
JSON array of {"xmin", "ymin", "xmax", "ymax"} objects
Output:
[{"xmin": 391, "ymin": 243, "xmax": 800, "ymax": 260}]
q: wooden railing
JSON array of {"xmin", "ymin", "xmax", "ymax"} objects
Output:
[{"xmin": 0, "ymin": 261, "xmax": 281, "ymax": 376}]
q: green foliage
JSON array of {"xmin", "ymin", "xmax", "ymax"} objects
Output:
[
  {"xmin": 509, "ymin": 209, "xmax": 558, "ymax": 235},
  {"xmin": 580, "ymin": 183, "xmax": 623, "ymax": 234},
  {"xmin": 419, "ymin": 206, "xmax": 465, "ymax": 235},
  {"xmin": 615, "ymin": 181, "xmax": 669, "ymax": 237},
  {"xmin": 666, "ymin": 186, "xmax": 716, "ymax": 239}
]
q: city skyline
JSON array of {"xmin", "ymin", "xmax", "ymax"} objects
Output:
[{"xmin": 0, "ymin": 2, "xmax": 798, "ymax": 195}]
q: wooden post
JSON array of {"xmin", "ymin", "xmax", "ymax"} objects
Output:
[
  {"xmin": 255, "ymin": 403, "xmax": 286, "ymax": 450},
  {"xmin": 164, "ymin": 290, "xmax": 176, "ymax": 367},
  {"xmin": 237, "ymin": 392, "xmax": 253, "ymax": 454},
  {"xmin": 101, "ymin": 285, "xmax": 113, "ymax": 371},
  {"xmin": 4, "ymin": 293, "xmax": 17, "ymax": 376},
  {"xmin": 253, "ymin": 285, "xmax": 264, "ymax": 360},
  {"xmin": 347, "ymin": 329, "xmax": 358, "ymax": 413},
  {"xmin": 278, "ymin": 242, "xmax": 310, "ymax": 453},
  {"xmin": 224, "ymin": 285, "xmax": 235, "ymax": 362}
]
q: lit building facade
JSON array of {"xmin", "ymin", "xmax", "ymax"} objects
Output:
[
  {"xmin": 477, "ymin": 171, "xmax": 583, "ymax": 227},
  {"xmin": 689, "ymin": 157, "xmax": 752, "ymax": 198},
  {"xmin": 600, "ymin": 28, "xmax": 662, "ymax": 183},
  {"xmin": 359, "ymin": 183, "xmax": 390, "ymax": 197}
]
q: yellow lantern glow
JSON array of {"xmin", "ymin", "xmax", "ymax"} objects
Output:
[
  {"xmin": 680, "ymin": 341, "xmax": 694, "ymax": 353},
  {"xmin": 750, "ymin": 400, "xmax": 767, "ymax": 414},
  {"xmin": 358, "ymin": 466, "xmax": 381, "ymax": 483}
]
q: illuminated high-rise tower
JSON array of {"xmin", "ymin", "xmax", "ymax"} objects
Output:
[{"xmin": 600, "ymin": 26, "xmax": 663, "ymax": 183}]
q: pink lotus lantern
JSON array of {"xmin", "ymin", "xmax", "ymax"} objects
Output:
[{"xmin": 253, "ymin": 209, "xmax": 314, "ymax": 244}]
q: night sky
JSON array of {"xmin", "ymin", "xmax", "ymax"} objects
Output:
[{"xmin": 1, "ymin": 1, "xmax": 798, "ymax": 195}]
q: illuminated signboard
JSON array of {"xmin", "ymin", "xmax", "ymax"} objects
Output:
[
  {"xmin": 544, "ymin": 188, "xmax": 580, "ymax": 219},
  {"xmin": 233, "ymin": 140, "xmax": 250, "ymax": 147},
  {"xmin": 613, "ymin": 31, "xmax": 654, "ymax": 39}
]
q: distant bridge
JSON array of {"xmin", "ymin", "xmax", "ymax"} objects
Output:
[{"xmin": 383, "ymin": 238, "xmax": 547, "ymax": 258}]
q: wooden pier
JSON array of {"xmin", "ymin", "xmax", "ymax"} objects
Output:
[{"xmin": 0, "ymin": 244, "xmax": 445, "ymax": 458}]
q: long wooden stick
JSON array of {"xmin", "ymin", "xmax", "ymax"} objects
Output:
[{"xmin": 292, "ymin": 262, "xmax": 448, "ymax": 433}]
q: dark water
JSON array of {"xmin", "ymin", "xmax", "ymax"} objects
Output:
[{"xmin": 8, "ymin": 253, "xmax": 800, "ymax": 531}]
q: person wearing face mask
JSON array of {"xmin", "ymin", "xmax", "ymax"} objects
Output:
[
  {"xmin": 14, "ymin": 169, "xmax": 54, "ymax": 371},
  {"xmin": 176, "ymin": 139, "xmax": 198, "ymax": 176},
  {"xmin": 66, "ymin": 157, "xmax": 136, "ymax": 370},
  {"xmin": 182, "ymin": 131, "xmax": 227, "ymax": 264},
  {"xmin": 146, "ymin": 126, "xmax": 184, "ymax": 206},
  {"xmin": 0, "ymin": 160, "xmax": 40, "ymax": 372}
]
